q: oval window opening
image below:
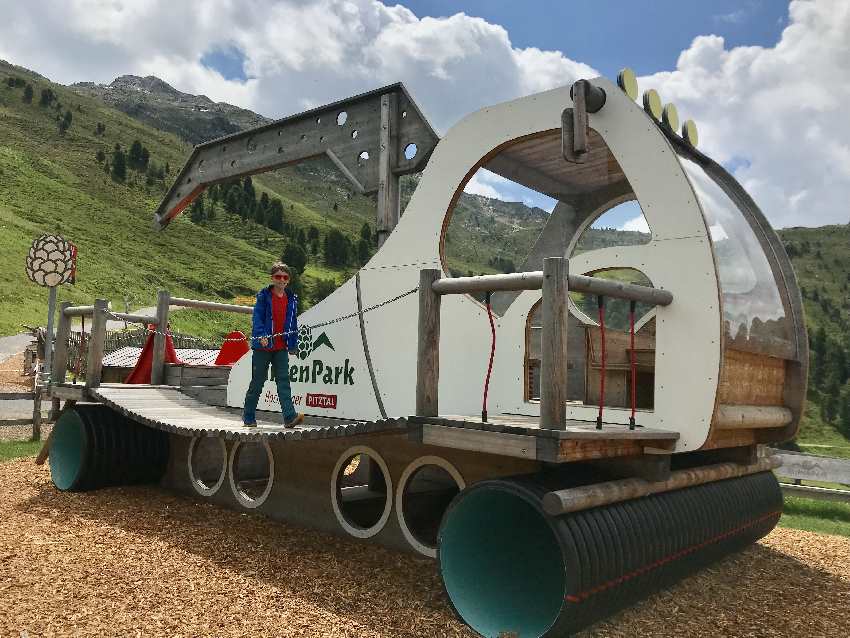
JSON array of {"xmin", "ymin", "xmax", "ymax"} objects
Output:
[
  {"xmin": 398, "ymin": 459, "xmax": 463, "ymax": 556},
  {"xmin": 229, "ymin": 440, "xmax": 273, "ymax": 508},
  {"xmin": 188, "ymin": 437, "xmax": 226, "ymax": 496},
  {"xmin": 332, "ymin": 447, "xmax": 391, "ymax": 538}
]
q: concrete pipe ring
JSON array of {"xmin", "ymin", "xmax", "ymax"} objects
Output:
[
  {"xmin": 395, "ymin": 455, "xmax": 466, "ymax": 558},
  {"xmin": 187, "ymin": 436, "xmax": 227, "ymax": 497},
  {"xmin": 228, "ymin": 439, "xmax": 275, "ymax": 509},
  {"xmin": 331, "ymin": 445, "xmax": 393, "ymax": 539}
]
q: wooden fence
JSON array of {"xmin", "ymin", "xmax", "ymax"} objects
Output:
[
  {"xmin": 63, "ymin": 328, "xmax": 216, "ymax": 377},
  {"xmin": 773, "ymin": 450, "xmax": 850, "ymax": 503}
]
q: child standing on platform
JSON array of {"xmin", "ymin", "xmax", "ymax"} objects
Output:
[{"xmin": 242, "ymin": 262, "xmax": 304, "ymax": 428}]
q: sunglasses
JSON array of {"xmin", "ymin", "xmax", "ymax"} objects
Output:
[{"xmin": 272, "ymin": 273, "xmax": 290, "ymax": 281}]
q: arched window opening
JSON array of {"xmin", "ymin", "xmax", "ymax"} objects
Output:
[
  {"xmin": 441, "ymin": 129, "xmax": 638, "ymax": 316},
  {"xmin": 572, "ymin": 200, "xmax": 652, "ymax": 256}
]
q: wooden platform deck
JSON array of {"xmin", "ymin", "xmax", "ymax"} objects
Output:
[
  {"xmin": 409, "ymin": 414, "xmax": 680, "ymax": 463},
  {"xmin": 83, "ymin": 384, "xmax": 406, "ymax": 442}
]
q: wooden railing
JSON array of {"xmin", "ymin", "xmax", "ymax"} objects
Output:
[
  {"xmin": 416, "ymin": 257, "xmax": 673, "ymax": 430},
  {"xmin": 773, "ymin": 450, "xmax": 850, "ymax": 503},
  {"xmin": 51, "ymin": 291, "xmax": 253, "ymax": 388}
]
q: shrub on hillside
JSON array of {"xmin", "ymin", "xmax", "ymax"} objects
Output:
[
  {"xmin": 282, "ymin": 244, "xmax": 308, "ymax": 275},
  {"xmin": 311, "ymin": 278, "xmax": 337, "ymax": 305}
]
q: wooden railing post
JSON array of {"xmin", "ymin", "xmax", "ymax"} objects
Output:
[
  {"xmin": 52, "ymin": 302, "xmax": 72, "ymax": 385},
  {"xmin": 540, "ymin": 257, "xmax": 569, "ymax": 429},
  {"xmin": 85, "ymin": 299, "xmax": 109, "ymax": 388},
  {"xmin": 49, "ymin": 301, "xmax": 73, "ymax": 421},
  {"xmin": 416, "ymin": 269, "xmax": 441, "ymax": 417},
  {"xmin": 151, "ymin": 290, "xmax": 171, "ymax": 385}
]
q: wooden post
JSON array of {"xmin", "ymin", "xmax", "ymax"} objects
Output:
[
  {"xmin": 540, "ymin": 257, "xmax": 569, "ymax": 429},
  {"xmin": 85, "ymin": 298, "xmax": 108, "ymax": 388},
  {"xmin": 31, "ymin": 384, "xmax": 42, "ymax": 442},
  {"xmin": 49, "ymin": 301, "xmax": 73, "ymax": 420},
  {"xmin": 416, "ymin": 269, "xmax": 441, "ymax": 417},
  {"xmin": 151, "ymin": 290, "xmax": 171, "ymax": 385},
  {"xmin": 376, "ymin": 92, "xmax": 400, "ymax": 248}
]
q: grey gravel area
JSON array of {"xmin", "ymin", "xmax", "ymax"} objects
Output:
[
  {"xmin": 0, "ymin": 423, "xmax": 51, "ymax": 441},
  {"xmin": 0, "ymin": 334, "xmax": 31, "ymax": 363}
]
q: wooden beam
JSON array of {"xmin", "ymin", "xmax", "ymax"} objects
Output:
[
  {"xmin": 52, "ymin": 301, "xmax": 73, "ymax": 385},
  {"xmin": 48, "ymin": 385, "xmax": 87, "ymax": 401},
  {"xmin": 542, "ymin": 457, "xmax": 781, "ymax": 516},
  {"xmin": 780, "ymin": 483, "xmax": 850, "ymax": 503},
  {"xmin": 540, "ymin": 257, "xmax": 568, "ymax": 429},
  {"xmin": 170, "ymin": 296, "xmax": 252, "ymax": 314},
  {"xmin": 62, "ymin": 305, "xmax": 96, "ymax": 317},
  {"xmin": 84, "ymin": 299, "xmax": 108, "ymax": 388},
  {"xmin": 715, "ymin": 405, "xmax": 792, "ymax": 430},
  {"xmin": 377, "ymin": 92, "xmax": 400, "ymax": 247},
  {"xmin": 421, "ymin": 424, "xmax": 537, "ymax": 460},
  {"xmin": 416, "ymin": 269, "xmax": 441, "ymax": 417},
  {"xmin": 150, "ymin": 290, "xmax": 171, "ymax": 385}
]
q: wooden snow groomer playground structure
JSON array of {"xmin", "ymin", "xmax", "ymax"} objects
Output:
[{"xmin": 43, "ymin": 69, "xmax": 807, "ymax": 637}]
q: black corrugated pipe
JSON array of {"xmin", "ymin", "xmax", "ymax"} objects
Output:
[
  {"xmin": 437, "ymin": 471, "xmax": 782, "ymax": 637},
  {"xmin": 49, "ymin": 404, "xmax": 169, "ymax": 491}
]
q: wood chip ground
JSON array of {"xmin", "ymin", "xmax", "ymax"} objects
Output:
[{"xmin": 1, "ymin": 459, "xmax": 848, "ymax": 637}]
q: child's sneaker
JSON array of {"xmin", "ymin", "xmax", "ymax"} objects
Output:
[{"xmin": 284, "ymin": 413, "xmax": 304, "ymax": 428}]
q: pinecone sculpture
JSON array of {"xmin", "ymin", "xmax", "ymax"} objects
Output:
[{"xmin": 25, "ymin": 235, "xmax": 75, "ymax": 287}]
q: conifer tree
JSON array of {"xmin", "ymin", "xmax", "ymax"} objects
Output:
[
  {"xmin": 111, "ymin": 146, "xmax": 127, "ymax": 182},
  {"xmin": 22, "ymin": 84, "xmax": 33, "ymax": 103}
]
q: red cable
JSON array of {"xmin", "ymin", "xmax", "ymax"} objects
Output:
[
  {"xmin": 629, "ymin": 301, "xmax": 637, "ymax": 429},
  {"xmin": 597, "ymin": 296, "xmax": 605, "ymax": 430},
  {"xmin": 482, "ymin": 294, "xmax": 496, "ymax": 422}
]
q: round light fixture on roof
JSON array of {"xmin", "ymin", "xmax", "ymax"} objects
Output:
[
  {"xmin": 617, "ymin": 67, "xmax": 638, "ymax": 101},
  {"xmin": 682, "ymin": 119, "xmax": 699, "ymax": 147},
  {"xmin": 642, "ymin": 89, "xmax": 663, "ymax": 121},
  {"xmin": 662, "ymin": 103, "xmax": 679, "ymax": 131}
]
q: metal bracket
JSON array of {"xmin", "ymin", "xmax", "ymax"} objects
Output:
[{"xmin": 562, "ymin": 79, "xmax": 606, "ymax": 164}]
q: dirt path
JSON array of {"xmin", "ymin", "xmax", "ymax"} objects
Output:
[{"xmin": 1, "ymin": 460, "xmax": 848, "ymax": 637}]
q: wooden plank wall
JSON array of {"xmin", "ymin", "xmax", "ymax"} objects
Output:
[{"xmin": 717, "ymin": 349, "xmax": 786, "ymax": 406}]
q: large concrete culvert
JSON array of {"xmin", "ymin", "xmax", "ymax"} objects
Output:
[
  {"xmin": 437, "ymin": 472, "xmax": 782, "ymax": 638},
  {"xmin": 49, "ymin": 404, "xmax": 169, "ymax": 492}
]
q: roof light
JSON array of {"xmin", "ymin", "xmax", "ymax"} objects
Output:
[
  {"xmin": 682, "ymin": 119, "xmax": 699, "ymax": 146},
  {"xmin": 662, "ymin": 104, "xmax": 679, "ymax": 131},
  {"xmin": 617, "ymin": 68, "xmax": 638, "ymax": 101},
  {"xmin": 642, "ymin": 89, "xmax": 662, "ymax": 121}
]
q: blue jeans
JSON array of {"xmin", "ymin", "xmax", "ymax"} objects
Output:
[{"xmin": 243, "ymin": 349, "xmax": 297, "ymax": 424}]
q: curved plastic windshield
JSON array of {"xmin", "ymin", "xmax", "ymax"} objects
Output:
[{"xmin": 678, "ymin": 156, "xmax": 793, "ymax": 358}]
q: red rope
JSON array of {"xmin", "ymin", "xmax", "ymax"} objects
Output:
[
  {"xmin": 629, "ymin": 301, "xmax": 637, "ymax": 429},
  {"xmin": 596, "ymin": 296, "xmax": 605, "ymax": 430},
  {"xmin": 482, "ymin": 293, "xmax": 496, "ymax": 422}
]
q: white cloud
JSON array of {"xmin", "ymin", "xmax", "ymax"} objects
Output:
[
  {"xmin": 464, "ymin": 171, "xmax": 503, "ymax": 199},
  {"xmin": 620, "ymin": 215, "xmax": 651, "ymax": 233},
  {"xmin": 0, "ymin": 0, "xmax": 846, "ymax": 227},
  {"xmin": 0, "ymin": 0, "xmax": 594, "ymax": 134},
  {"xmin": 641, "ymin": 0, "xmax": 850, "ymax": 226}
]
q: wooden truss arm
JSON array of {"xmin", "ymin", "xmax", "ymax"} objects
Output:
[{"xmin": 153, "ymin": 83, "xmax": 439, "ymax": 231}]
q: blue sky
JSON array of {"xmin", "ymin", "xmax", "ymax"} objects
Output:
[
  {"xmin": 397, "ymin": 0, "xmax": 789, "ymax": 77},
  {"xmin": 384, "ymin": 0, "xmax": 790, "ymax": 223}
]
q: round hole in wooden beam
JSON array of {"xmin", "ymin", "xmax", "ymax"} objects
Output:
[
  {"xmin": 351, "ymin": 129, "xmax": 359, "ymax": 140},
  {"xmin": 403, "ymin": 143, "xmax": 418, "ymax": 160},
  {"xmin": 337, "ymin": 111, "xmax": 348, "ymax": 126}
]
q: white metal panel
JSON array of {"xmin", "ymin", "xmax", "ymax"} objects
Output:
[{"xmin": 225, "ymin": 78, "xmax": 722, "ymax": 451}]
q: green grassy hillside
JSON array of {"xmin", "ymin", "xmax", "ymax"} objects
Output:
[{"xmin": 0, "ymin": 61, "xmax": 368, "ymax": 338}]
